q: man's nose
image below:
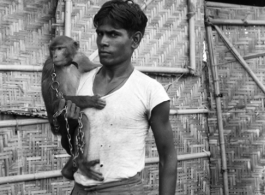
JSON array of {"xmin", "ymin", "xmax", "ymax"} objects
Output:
[{"xmin": 99, "ymin": 35, "xmax": 109, "ymax": 47}]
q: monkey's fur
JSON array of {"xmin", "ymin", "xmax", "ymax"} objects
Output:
[{"xmin": 41, "ymin": 36, "xmax": 104, "ymax": 180}]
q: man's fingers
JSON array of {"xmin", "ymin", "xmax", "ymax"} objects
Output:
[
  {"xmin": 89, "ymin": 171, "xmax": 104, "ymax": 181},
  {"xmin": 81, "ymin": 166, "xmax": 103, "ymax": 180},
  {"xmin": 70, "ymin": 102, "xmax": 76, "ymax": 117},
  {"xmin": 65, "ymin": 100, "xmax": 75, "ymax": 118},
  {"xmin": 83, "ymin": 168, "xmax": 103, "ymax": 181},
  {"xmin": 86, "ymin": 159, "xmax": 100, "ymax": 166},
  {"xmin": 78, "ymin": 159, "xmax": 104, "ymax": 181},
  {"xmin": 75, "ymin": 107, "xmax": 81, "ymax": 118},
  {"xmin": 66, "ymin": 100, "xmax": 72, "ymax": 114},
  {"xmin": 58, "ymin": 99, "xmax": 66, "ymax": 110}
]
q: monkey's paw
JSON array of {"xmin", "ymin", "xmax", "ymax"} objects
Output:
[{"xmin": 88, "ymin": 95, "xmax": 106, "ymax": 109}]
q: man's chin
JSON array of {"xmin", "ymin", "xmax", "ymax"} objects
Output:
[{"xmin": 99, "ymin": 59, "xmax": 113, "ymax": 66}]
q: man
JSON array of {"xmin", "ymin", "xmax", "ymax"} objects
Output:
[{"xmin": 56, "ymin": 0, "xmax": 177, "ymax": 194}]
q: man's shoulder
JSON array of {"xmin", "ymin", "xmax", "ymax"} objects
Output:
[
  {"xmin": 133, "ymin": 69, "xmax": 160, "ymax": 86},
  {"xmin": 81, "ymin": 66, "xmax": 100, "ymax": 78},
  {"xmin": 79, "ymin": 67, "xmax": 99, "ymax": 88},
  {"xmin": 133, "ymin": 69, "xmax": 155, "ymax": 81}
]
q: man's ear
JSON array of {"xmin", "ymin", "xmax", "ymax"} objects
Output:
[{"xmin": 131, "ymin": 31, "xmax": 143, "ymax": 49}]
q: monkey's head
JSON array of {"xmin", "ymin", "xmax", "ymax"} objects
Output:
[{"xmin": 49, "ymin": 36, "xmax": 79, "ymax": 67}]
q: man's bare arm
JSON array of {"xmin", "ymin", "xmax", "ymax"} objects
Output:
[{"xmin": 149, "ymin": 101, "xmax": 177, "ymax": 195}]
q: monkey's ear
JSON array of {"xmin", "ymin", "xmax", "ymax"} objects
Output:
[
  {"xmin": 131, "ymin": 31, "xmax": 142, "ymax": 49},
  {"xmin": 74, "ymin": 41, "xmax": 80, "ymax": 50}
]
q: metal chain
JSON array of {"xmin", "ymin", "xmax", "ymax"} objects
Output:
[
  {"xmin": 51, "ymin": 72, "xmax": 64, "ymax": 99},
  {"xmin": 51, "ymin": 64, "xmax": 85, "ymax": 167},
  {"xmin": 63, "ymin": 108, "xmax": 75, "ymax": 166},
  {"xmin": 73, "ymin": 112, "xmax": 85, "ymax": 166}
]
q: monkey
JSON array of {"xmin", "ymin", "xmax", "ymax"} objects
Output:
[{"xmin": 41, "ymin": 35, "xmax": 105, "ymax": 180}]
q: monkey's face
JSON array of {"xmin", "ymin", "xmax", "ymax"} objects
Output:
[
  {"xmin": 50, "ymin": 46, "xmax": 72, "ymax": 66},
  {"xmin": 49, "ymin": 36, "xmax": 79, "ymax": 67}
]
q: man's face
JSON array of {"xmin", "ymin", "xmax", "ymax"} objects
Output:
[{"xmin": 96, "ymin": 23, "xmax": 133, "ymax": 66}]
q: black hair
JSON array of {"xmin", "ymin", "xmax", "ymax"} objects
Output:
[{"xmin": 93, "ymin": 0, "xmax": 148, "ymax": 36}]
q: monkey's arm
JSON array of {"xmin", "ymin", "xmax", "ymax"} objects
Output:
[{"xmin": 64, "ymin": 95, "xmax": 106, "ymax": 109}]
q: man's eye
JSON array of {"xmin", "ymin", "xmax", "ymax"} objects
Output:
[
  {"xmin": 111, "ymin": 33, "xmax": 117, "ymax": 37},
  {"xmin": 97, "ymin": 32, "xmax": 103, "ymax": 36},
  {"xmin": 57, "ymin": 47, "xmax": 62, "ymax": 50}
]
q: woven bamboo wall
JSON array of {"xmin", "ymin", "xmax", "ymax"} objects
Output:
[
  {"xmin": 206, "ymin": 3, "xmax": 265, "ymax": 195},
  {"xmin": 0, "ymin": 0, "xmax": 209, "ymax": 194},
  {"xmin": 0, "ymin": 0, "xmax": 55, "ymax": 113}
]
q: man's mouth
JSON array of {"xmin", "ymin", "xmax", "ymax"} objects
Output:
[{"xmin": 99, "ymin": 51, "xmax": 111, "ymax": 56}]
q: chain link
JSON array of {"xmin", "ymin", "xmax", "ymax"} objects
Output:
[
  {"xmin": 53, "ymin": 106, "xmax": 67, "ymax": 118},
  {"xmin": 63, "ymin": 108, "xmax": 75, "ymax": 166},
  {"xmin": 51, "ymin": 64, "xmax": 85, "ymax": 167},
  {"xmin": 51, "ymin": 72, "xmax": 64, "ymax": 99},
  {"xmin": 73, "ymin": 112, "xmax": 86, "ymax": 166}
]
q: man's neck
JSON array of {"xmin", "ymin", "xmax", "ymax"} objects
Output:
[
  {"xmin": 100, "ymin": 61, "xmax": 134, "ymax": 81},
  {"xmin": 93, "ymin": 60, "xmax": 134, "ymax": 96}
]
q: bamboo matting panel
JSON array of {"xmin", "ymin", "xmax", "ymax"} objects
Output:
[
  {"xmin": 0, "ymin": 123, "xmax": 66, "ymax": 176},
  {"xmin": 0, "ymin": 123, "xmax": 74, "ymax": 195},
  {"xmin": 0, "ymin": 0, "xmax": 56, "ymax": 114},
  {"xmin": 0, "ymin": 71, "xmax": 46, "ymax": 113},
  {"xmin": 151, "ymin": 74, "xmax": 209, "ymax": 109},
  {"xmin": 146, "ymin": 114, "xmax": 209, "ymax": 162},
  {"xmin": 132, "ymin": 0, "xmax": 204, "ymax": 70},
  {"xmin": 207, "ymin": 3, "xmax": 265, "ymax": 195},
  {"xmin": 0, "ymin": 180, "xmax": 74, "ymax": 195},
  {"xmin": 144, "ymin": 158, "xmax": 210, "ymax": 195},
  {"xmin": 0, "ymin": 113, "xmax": 210, "ymax": 195},
  {"xmin": 0, "ymin": 0, "xmax": 56, "ymax": 65}
]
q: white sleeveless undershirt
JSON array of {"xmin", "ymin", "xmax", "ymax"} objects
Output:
[{"xmin": 74, "ymin": 67, "xmax": 170, "ymax": 186}]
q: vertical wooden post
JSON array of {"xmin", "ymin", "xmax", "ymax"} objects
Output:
[
  {"xmin": 187, "ymin": 0, "xmax": 196, "ymax": 74},
  {"xmin": 206, "ymin": 23, "xmax": 230, "ymax": 195},
  {"xmin": 64, "ymin": 0, "xmax": 72, "ymax": 36}
]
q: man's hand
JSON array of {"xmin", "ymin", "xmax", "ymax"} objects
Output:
[
  {"xmin": 77, "ymin": 159, "xmax": 104, "ymax": 181},
  {"xmin": 53, "ymin": 98, "xmax": 80, "ymax": 153},
  {"xmin": 56, "ymin": 98, "xmax": 81, "ymax": 120}
]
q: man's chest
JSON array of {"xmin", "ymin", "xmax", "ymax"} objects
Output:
[{"xmin": 93, "ymin": 75, "xmax": 129, "ymax": 96}]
